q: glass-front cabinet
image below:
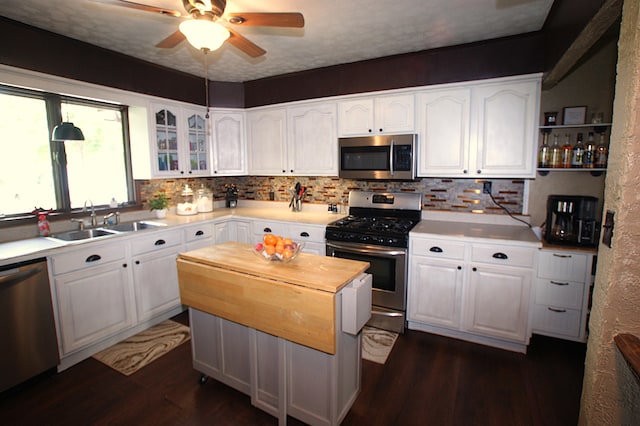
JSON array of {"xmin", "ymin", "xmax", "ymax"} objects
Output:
[{"xmin": 152, "ymin": 103, "xmax": 210, "ymax": 177}]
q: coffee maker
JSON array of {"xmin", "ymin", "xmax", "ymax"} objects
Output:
[{"xmin": 545, "ymin": 195, "xmax": 599, "ymax": 247}]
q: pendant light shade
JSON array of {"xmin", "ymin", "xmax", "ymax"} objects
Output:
[
  {"xmin": 52, "ymin": 122, "xmax": 85, "ymax": 141},
  {"xmin": 180, "ymin": 19, "xmax": 230, "ymax": 51}
]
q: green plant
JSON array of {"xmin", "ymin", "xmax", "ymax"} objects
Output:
[{"xmin": 149, "ymin": 192, "xmax": 169, "ymax": 211}]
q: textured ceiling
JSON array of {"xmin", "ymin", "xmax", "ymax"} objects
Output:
[{"xmin": 0, "ymin": 0, "xmax": 554, "ymax": 82}]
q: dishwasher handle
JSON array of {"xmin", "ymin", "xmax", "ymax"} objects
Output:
[{"xmin": 0, "ymin": 265, "xmax": 45, "ymax": 289}]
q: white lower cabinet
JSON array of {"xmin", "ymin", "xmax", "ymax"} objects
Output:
[
  {"xmin": 215, "ymin": 219, "xmax": 252, "ymax": 244},
  {"xmin": 532, "ymin": 249, "xmax": 594, "ymax": 342},
  {"xmin": 51, "ymin": 242, "xmax": 135, "ymax": 355},
  {"xmin": 408, "ymin": 234, "xmax": 536, "ymax": 352},
  {"xmin": 184, "ymin": 223, "xmax": 215, "ymax": 251}
]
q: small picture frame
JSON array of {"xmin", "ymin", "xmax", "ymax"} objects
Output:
[{"xmin": 563, "ymin": 106, "xmax": 587, "ymax": 125}]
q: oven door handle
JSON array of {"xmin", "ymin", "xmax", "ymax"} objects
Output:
[{"xmin": 327, "ymin": 242, "xmax": 405, "ymax": 257}]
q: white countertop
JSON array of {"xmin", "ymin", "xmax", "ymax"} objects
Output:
[{"xmin": 411, "ymin": 220, "xmax": 541, "ymax": 246}]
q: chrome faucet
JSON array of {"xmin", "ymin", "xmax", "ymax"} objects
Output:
[
  {"xmin": 84, "ymin": 200, "xmax": 97, "ymax": 227},
  {"xmin": 103, "ymin": 212, "xmax": 120, "ymax": 225},
  {"xmin": 70, "ymin": 218, "xmax": 85, "ymax": 231}
]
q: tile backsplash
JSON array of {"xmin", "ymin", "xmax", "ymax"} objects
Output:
[{"xmin": 138, "ymin": 176, "xmax": 524, "ymax": 215}]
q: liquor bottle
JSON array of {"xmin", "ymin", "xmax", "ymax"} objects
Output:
[
  {"xmin": 549, "ymin": 134, "xmax": 562, "ymax": 168},
  {"xmin": 595, "ymin": 133, "xmax": 609, "ymax": 168},
  {"xmin": 572, "ymin": 133, "xmax": 585, "ymax": 168},
  {"xmin": 584, "ymin": 132, "xmax": 596, "ymax": 168},
  {"xmin": 538, "ymin": 132, "xmax": 550, "ymax": 168},
  {"xmin": 560, "ymin": 134, "xmax": 573, "ymax": 168}
]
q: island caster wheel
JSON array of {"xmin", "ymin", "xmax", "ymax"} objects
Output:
[{"xmin": 198, "ymin": 374, "xmax": 209, "ymax": 385}]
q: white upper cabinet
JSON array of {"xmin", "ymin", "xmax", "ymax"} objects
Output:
[
  {"xmin": 247, "ymin": 107, "xmax": 287, "ymax": 175},
  {"xmin": 417, "ymin": 88, "xmax": 471, "ymax": 176},
  {"xmin": 211, "ymin": 109, "xmax": 247, "ymax": 176},
  {"xmin": 151, "ymin": 103, "xmax": 210, "ymax": 177},
  {"xmin": 471, "ymin": 79, "xmax": 539, "ymax": 178},
  {"xmin": 248, "ymin": 103, "xmax": 338, "ymax": 176},
  {"xmin": 338, "ymin": 94, "xmax": 415, "ymax": 136},
  {"xmin": 417, "ymin": 75, "xmax": 540, "ymax": 178},
  {"xmin": 287, "ymin": 102, "xmax": 338, "ymax": 176}
]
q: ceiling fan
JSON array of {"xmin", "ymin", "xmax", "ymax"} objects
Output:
[{"xmin": 97, "ymin": 0, "xmax": 305, "ymax": 57}]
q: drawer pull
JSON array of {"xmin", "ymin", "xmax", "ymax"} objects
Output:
[
  {"xmin": 548, "ymin": 307, "xmax": 567, "ymax": 313},
  {"xmin": 195, "ymin": 230, "xmax": 204, "ymax": 236},
  {"xmin": 85, "ymin": 254, "xmax": 101, "ymax": 263},
  {"xmin": 550, "ymin": 280, "xmax": 570, "ymax": 286},
  {"xmin": 492, "ymin": 252, "xmax": 508, "ymax": 260},
  {"xmin": 154, "ymin": 239, "xmax": 166, "ymax": 246},
  {"xmin": 300, "ymin": 232, "xmax": 310, "ymax": 237},
  {"xmin": 264, "ymin": 227, "xmax": 272, "ymax": 233},
  {"xmin": 552, "ymin": 253, "xmax": 572, "ymax": 258},
  {"xmin": 457, "ymin": 266, "xmax": 462, "ymax": 270},
  {"xmin": 429, "ymin": 246, "xmax": 443, "ymax": 253}
]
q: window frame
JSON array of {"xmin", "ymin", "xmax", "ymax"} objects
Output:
[{"xmin": 0, "ymin": 84, "xmax": 136, "ymax": 219}]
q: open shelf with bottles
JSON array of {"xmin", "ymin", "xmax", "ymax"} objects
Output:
[
  {"xmin": 539, "ymin": 123, "xmax": 612, "ymax": 132},
  {"xmin": 537, "ymin": 168, "xmax": 606, "ymax": 176}
]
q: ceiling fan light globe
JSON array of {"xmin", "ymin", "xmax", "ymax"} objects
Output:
[{"xmin": 179, "ymin": 19, "xmax": 230, "ymax": 51}]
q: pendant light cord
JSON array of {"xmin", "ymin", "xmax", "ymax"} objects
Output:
[{"xmin": 202, "ymin": 48, "xmax": 210, "ymax": 119}]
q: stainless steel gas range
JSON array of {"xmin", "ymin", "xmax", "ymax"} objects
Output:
[{"xmin": 326, "ymin": 191, "xmax": 422, "ymax": 333}]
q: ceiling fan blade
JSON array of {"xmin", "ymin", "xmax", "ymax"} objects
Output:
[
  {"xmin": 226, "ymin": 12, "xmax": 304, "ymax": 28},
  {"xmin": 94, "ymin": 0, "xmax": 183, "ymax": 18},
  {"xmin": 156, "ymin": 30, "xmax": 186, "ymax": 48},
  {"xmin": 227, "ymin": 29, "xmax": 266, "ymax": 58}
]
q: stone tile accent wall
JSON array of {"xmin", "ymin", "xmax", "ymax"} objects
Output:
[{"xmin": 138, "ymin": 177, "xmax": 525, "ymax": 215}]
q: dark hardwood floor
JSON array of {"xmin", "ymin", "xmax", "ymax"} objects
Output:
[{"xmin": 0, "ymin": 312, "xmax": 586, "ymax": 425}]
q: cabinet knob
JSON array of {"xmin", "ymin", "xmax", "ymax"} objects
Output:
[
  {"xmin": 122, "ymin": 263, "xmax": 128, "ymax": 268},
  {"xmin": 379, "ymin": 128, "xmax": 383, "ymax": 132},
  {"xmin": 550, "ymin": 280, "xmax": 569, "ymax": 286},
  {"xmin": 135, "ymin": 260, "xmax": 140, "ymax": 265},
  {"xmin": 154, "ymin": 239, "xmax": 166, "ymax": 246},
  {"xmin": 429, "ymin": 246, "xmax": 443, "ymax": 253},
  {"xmin": 214, "ymin": 170, "xmax": 218, "ymax": 174},
  {"xmin": 457, "ymin": 266, "xmax": 462, "ymax": 270},
  {"xmin": 85, "ymin": 254, "xmax": 101, "ymax": 263},
  {"xmin": 477, "ymin": 169, "xmax": 482, "ymax": 174},
  {"xmin": 463, "ymin": 169, "xmax": 468, "ymax": 174},
  {"xmin": 264, "ymin": 227, "xmax": 272, "ymax": 233},
  {"xmin": 492, "ymin": 252, "xmax": 508, "ymax": 260},
  {"xmin": 282, "ymin": 170, "xmax": 286, "ymax": 173},
  {"xmin": 368, "ymin": 129, "xmax": 373, "ymax": 133},
  {"xmin": 548, "ymin": 307, "xmax": 567, "ymax": 313},
  {"xmin": 180, "ymin": 171, "xmax": 184, "ymax": 174},
  {"xmin": 300, "ymin": 232, "xmax": 310, "ymax": 237},
  {"xmin": 195, "ymin": 230, "xmax": 204, "ymax": 236},
  {"xmin": 290, "ymin": 169, "xmax": 294, "ymax": 173},
  {"xmin": 472, "ymin": 267, "xmax": 477, "ymax": 272},
  {"xmin": 552, "ymin": 253, "xmax": 572, "ymax": 258}
]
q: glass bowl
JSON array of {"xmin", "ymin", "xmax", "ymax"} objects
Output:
[{"xmin": 252, "ymin": 240, "xmax": 304, "ymax": 264}]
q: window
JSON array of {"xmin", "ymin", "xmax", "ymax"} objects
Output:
[{"xmin": 0, "ymin": 85, "xmax": 134, "ymax": 217}]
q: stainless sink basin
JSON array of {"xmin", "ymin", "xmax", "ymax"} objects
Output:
[
  {"xmin": 51, "ymin": 228, "xmax": 119, "ymax": 241},
  {"xmin": 105, "ymin": 221, "xmax": 166, "ymax": 232}
]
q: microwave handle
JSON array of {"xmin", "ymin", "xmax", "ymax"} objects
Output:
[{"xmin": 389, "ymin": 139, "xmax": 394, "ymax": 176}]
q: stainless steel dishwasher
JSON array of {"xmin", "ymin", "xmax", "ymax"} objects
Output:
[{"xmin": 1, "ymin": 258, "xmax": 59, "ymax": 392}]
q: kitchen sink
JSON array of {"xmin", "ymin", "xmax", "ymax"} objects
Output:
[
  {"xmin": 105, "ymin": 220, "xmax": 166, "ymax": 232},
  {"xmin": 51, "ymin": 228, "xmax": 119, "ymax": 241}
]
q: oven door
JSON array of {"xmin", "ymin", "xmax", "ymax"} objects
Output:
[{"xmin": 326, "ymin": 241, "xmax": 407, "ymax": 311}]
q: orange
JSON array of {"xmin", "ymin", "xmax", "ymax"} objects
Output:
[
  {"xmin": 284, "ymin": 238, "xmax": 293, "ymax": 246},
  {"xmin": 263, "ymin": 233, "xmax": 277, "ymax": 246},
  {"xmin": 264, "ymin": 244, "xmax": 276, "ymax": 255},
  {"xmin": 275, "ymin": 241, "xmax": 285, "ymax": 254},
  {"xmin": 282, "ymin": 248, "xmax": 293, "ymax": 259}
]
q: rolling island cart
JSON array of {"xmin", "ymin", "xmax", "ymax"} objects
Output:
[{"xmin": 176, "ymin": 242, "xmax": 372, "ymax": 426}]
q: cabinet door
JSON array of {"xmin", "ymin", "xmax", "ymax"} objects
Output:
[
  {"xmin": 152, "ymin": 105, "xmax": 181, "ymax": 176},
  {"xmin": 183, "ymin": 107, "xmax": 210, "ymax": 176},
  {"xmin": 211, "ymin": 110, "xmax": 247, "ymax": 176},
  {"xmin": 417, "ymin": 89, "xmax": 471, "ymax": 176},
  {"xmin": 55, "ymin": 261, "xmax": 133, "ymax": 354},
  {"xmin": 375, "ymin": 94, "xmax": 415, "ymax": 134},
  {"xmin": 408, "ymin": 257, "xmax": 463, "ymax": 329},
  {"xmin": 472, "ymin": 79, "xmax": 539, "ymax": 177},
  {"xmin": 247, "ymin": 108, "xmax": 287, "ymax": 175},
  {"xmin": 287, "ymin": 103, "xmax": 338, "ymax": 176},
  {"xmin": 235, "ymin": 220, "xmax": 252, "ymax": 244},
  {"xmin": 214, "ymin": 221, "xmax": 231, "ymax": 243},
  {"xmin": 338, "ymin": 98, "xmax": 374, "ymax": 136},
  {"xmin": 131, "ymin": 246, "xmax": 181, "ymax": 321},
  {"xmin": 466, "ymin": 264, "xmax": 531, "ymax": 342}
]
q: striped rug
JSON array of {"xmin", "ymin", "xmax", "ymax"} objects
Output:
[
  {"xmin": 361, "ymin": 326, "xmax": 399, "ymax": 365},
  {"xmin": 93, "ymin": 320, "xmax": 190, "ymax": 376}
]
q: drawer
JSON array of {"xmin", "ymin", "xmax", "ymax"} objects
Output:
[
  {"xmin": 130, "ymin": 229, "xmax": 182, "ymax": 255},
  {"xmin": 252, "ymin": 220, "xmax": 287, "ymax": 237},
  {"xmin": 184, "ymin": 224, "xmax": 214, "ymax": 243},
  {"xmin": 288, "ymin": 223, "xmax": 325, "ymax": 243},
  {"xmin": 535, "ymin": 278, "xmax": 585, "ymax": 310},
  {"xmin": 471, "ymin": 244, "xmax": 535, "ymax": 268},
  {"xmin": 538, "ymin": 251, "xmax": 588, "ymax": 282},
  {"xmin": 410, "ymin": 237, "xmax": 465, "ymax": 260},
  {"xmin": 532, "ymin": 304, "xmax": 582, "ymax": 338},
  {"xmin": 51, "ymin": 243, "xmax": 126, "ymax": 275}
]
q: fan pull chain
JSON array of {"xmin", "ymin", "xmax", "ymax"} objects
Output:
[{"xmin": 202, "ymin": 48, "xmax": 210, "ymax": 119}]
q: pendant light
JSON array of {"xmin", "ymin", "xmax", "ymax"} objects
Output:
[{"xmin": 51, "ymin": 121, "xmax": 85, "ymax": 141}]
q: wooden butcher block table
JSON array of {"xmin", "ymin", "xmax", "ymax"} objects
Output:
[{"xmin": 177, "ymin": 241, "xmax": 372, "ymax": 426}]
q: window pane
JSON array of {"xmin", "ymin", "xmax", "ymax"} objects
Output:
[
  {"xmin": 0, "ymin": 93, "xmax": 55, "ymax": 215},
  {"xmin": 62, "ymin": 103, "xmax": 129, "ymax": 208}
]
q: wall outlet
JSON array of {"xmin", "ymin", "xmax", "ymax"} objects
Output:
[{"xmin": 483, "ymin": 181, "xmax": 492, "ymax": 194}]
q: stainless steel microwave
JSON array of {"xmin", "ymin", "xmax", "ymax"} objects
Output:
[{"xmin": 338, "ymin": 134, "xmax": 417, "ymax": 180}]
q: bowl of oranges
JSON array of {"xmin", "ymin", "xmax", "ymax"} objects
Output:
[{"xmin": 253, "ymin": 233, "xmax": 304, "ymax": 263}]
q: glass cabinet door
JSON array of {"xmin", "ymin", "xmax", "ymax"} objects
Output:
[
  {"xmin": 186, "ymin": 111, "xmax": 209, "ymax": 174},
  {"xmin": 155, "ymin": 108, "xmax": 179, "ymax": 172}
]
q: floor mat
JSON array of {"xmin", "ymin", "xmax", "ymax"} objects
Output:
[{"xmin": 361, "ymin": 326, "xmax": 398, "ymax": 364}]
